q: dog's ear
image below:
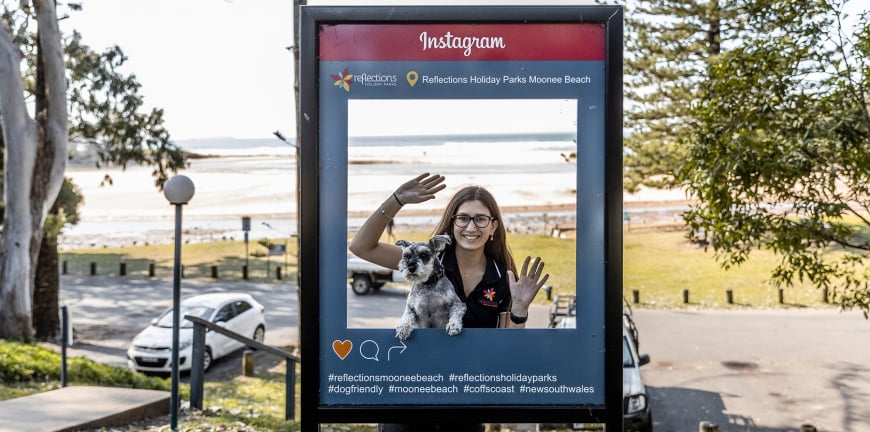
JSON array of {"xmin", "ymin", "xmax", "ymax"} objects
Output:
[
  {"xmin": 429, "ymin": 234, "xmax": 451, "ymax": 252},
  {"xmin": 395, "ymin": 240, "xmax": 410, "ymax": 248}
]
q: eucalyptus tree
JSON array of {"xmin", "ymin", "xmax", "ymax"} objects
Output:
[
  {"xmin": 0, "ymin": 0, "xmax": 68, "ymax": 339},
  {"xmin": 1, "ymin": 2, "xmax": 187, "ymax": 339},
  {"xmin": 682, "ymin": 0, "xmax": 870, "ymax": 313}
]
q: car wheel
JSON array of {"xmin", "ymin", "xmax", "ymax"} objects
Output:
[
  {"xmin": 352, "ymin": 274, "xmax": 372, "ymax": 295},
  {"xmin": 202, "ymin": 347, "xmax": 213, "ymax": 372},
  {"xmin": 253, "ymin": 325, "xmax": 266, "ymax": 344}
]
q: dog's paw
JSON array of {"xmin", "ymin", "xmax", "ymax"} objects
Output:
[
  {"xmin": 446, "ymin": 322, "xmax": 463, "ymax": 336},
  {"xmin": 396, "ymin": 325, "xmax": 413, "ymax": 341}
]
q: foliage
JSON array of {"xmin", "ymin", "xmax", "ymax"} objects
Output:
[
  {"xmin": 0, "ymin": 339, "xmax": 168, "ymax": 390},
  {"xmin": 619, "ymin": 0, "xmax": 747, "ymax": 192},
  {"xmin": 682, "ymin": 0, "xmax": 870, "ymax": 313}
]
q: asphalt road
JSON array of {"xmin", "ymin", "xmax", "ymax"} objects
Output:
[
  {"xmin": 632, "ymin": 308, "xmax": 870, "ymax": 432},
  {"xmin": 58, "ymin": 275, "xmax": 870, "ymax": 431}
]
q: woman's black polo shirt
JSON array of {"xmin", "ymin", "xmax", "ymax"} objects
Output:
[{"xmin": 440, "ymin": 245, "xmax": 511, "ymax": 328}]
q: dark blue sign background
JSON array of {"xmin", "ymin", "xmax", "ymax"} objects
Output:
[{"xmin": 318, "ymin": 59, "xmax": 607, "ymax": 406}]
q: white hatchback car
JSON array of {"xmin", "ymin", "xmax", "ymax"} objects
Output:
[{"xmin": 127, "ymin": 293, "xmax": 266, "ymax": 374}]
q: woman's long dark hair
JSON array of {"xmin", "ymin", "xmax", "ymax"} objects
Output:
[{"xmin": 431, "ymin": 186, "xmax": 517, "ymax": 274}]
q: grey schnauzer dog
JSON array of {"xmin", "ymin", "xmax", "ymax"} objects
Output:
[{"xmin": 395, "ymin": 234, "xmax": 466, "ymax": 341}]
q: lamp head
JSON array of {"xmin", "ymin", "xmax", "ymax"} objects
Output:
[{"xmin": 164, "ymin": 175, "xmax": 195, "ymax": 204}]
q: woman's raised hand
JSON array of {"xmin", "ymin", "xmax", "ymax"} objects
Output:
[
  {"xmin": 394, "ymin": 173, "xmax": 446, "ymax": 205},
  {"xmin": 508, "ymin": 256, "xmax": 550, "ymax": 315}
]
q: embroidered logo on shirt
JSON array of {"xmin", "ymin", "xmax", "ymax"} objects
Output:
[
  {"xmin": 478, "ymin": 287, "xmax": 498, "ymax": 308},
  {"xmin": 483, "ymin": 288, "xmax": 496, "ymax": 302}
]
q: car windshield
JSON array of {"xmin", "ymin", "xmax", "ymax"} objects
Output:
[
  {"xmin": 623, "ymin": 336, "xmax": 635, "ymax": 367},
  {"xmin": 155, "ymin": 305, "xmax": 215, "ymax": 328}
]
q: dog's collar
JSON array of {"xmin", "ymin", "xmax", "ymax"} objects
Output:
[{"xmin": 425, "ymin": 268, "xmax": 445, "ymax": 285}]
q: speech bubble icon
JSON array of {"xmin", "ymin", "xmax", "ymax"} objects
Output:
[
  {"xmin": 333, "ymin": 340, "xmax": 352, "ymax": 360},
  {"xmin": 359, "ymin": 339, "xmax": 380, "ymax": 361},
  {"xmin": 406, "ymin": 71, "xmax": 418, "ymax": 87}
]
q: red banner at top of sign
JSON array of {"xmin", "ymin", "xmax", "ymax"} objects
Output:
[{"xmin": 319, "ymin": 23, "xmax": 605, "ymax": 61}]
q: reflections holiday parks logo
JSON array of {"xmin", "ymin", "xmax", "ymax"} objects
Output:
[{"xmin": 332, "ymin": 68, "xmax": 353, "ymax": 92}]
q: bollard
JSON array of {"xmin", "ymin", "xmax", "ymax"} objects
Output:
[
  {"xmin": 90, "ymin": 262, "xmax": 97, "ymax": 276},
  {"xmin": 149, "ymin": 262, "xmax": 156, "ymax": 277},
  {"xmin": 243, "ymin": 265, "xmax": 249, "ymax": 280},
  {"xmin": 62, "ymin": 260, "xmax": 67, "ymax": 275},
  {"xmin": 60, "ymin": 305, "xmax": 69, "ymax": 388},
  {"xmin": 181, "ymin": 265, "xmax": 185, "ymax": 278},
  {"xmin": 243, "ymin": 350, "xmax": 255, "ymax": 377},
  {"xmin": 119, "ymin": 262, "xmax": 127, "ymax": 276},
  {"xmin": 632, "ymin": 289, "xmax": 640, "ymax": 304},
  {"xmin": 682, "ymin": 288, "xmax": 689, "ymax": 304},
  {"xmin": 211, "ymin": 265, "xmax": 218, "ymax": 279},
  {"xmin": 821, "ymin": 287, "xmax": 828, "ymax": 303},
  {"xmin": 543, "ymin": 285, "xmax": 553, "ymax": 301},
  {"xmin": 726, "ymin": 289, "xmax": 733, "ymax": 305},
  {"xmin": 778, "ymin": 288, "xmax": 784, "ymax": 304},
  {"xmin": 799, "ymin": 425, "xmax": 817, "ymax": 432},
  {"xmin": 276, "ymin": 266, "xmax": 282, "ymax": 280},
  {"xmin": 699, "ymin": 421, "xmax": 719, "ymax": 432}
]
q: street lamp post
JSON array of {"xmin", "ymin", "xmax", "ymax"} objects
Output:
[{"xmin": 164, "ymin": 175, "xmax": 195, "ymax": 431}]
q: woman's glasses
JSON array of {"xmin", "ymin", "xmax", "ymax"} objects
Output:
[{"xmin": 452, "ymin": 214, "xmax": 495, "ymax": 228}]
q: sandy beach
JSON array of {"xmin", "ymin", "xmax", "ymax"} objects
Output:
[{"xmin": 59, "ymin": 140, "xmax": 687, "ymax": 250}]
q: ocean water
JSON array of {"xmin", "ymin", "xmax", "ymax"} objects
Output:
[{"xmin": 60, "ymin": 135, "xmax": 578, "ymax": 248}]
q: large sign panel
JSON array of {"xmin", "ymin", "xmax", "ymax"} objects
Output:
[{"xmin": 299, "ymin": 6, "xmax": 623, "ymax": 428}]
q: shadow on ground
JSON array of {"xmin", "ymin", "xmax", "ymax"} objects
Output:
[{"xmin": 648, "ymin": 386, "xmax": 811, "ymax": 432}]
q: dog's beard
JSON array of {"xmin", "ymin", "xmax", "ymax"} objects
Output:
[{"xmin": 399, "ymin": 259, "xmax": 435, "ymax": 283}]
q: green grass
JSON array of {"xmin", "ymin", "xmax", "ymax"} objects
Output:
[
  {"xmin": 624, "ymin": 228, "xmax": 832, "ymax": 308},
  {"xmin": 60, "ymin": 238, "xmax": 298, "ymax": 282}
]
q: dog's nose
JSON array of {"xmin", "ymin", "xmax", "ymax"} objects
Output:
[{"xmin": 407, "ymin": 264, "xmax": 417, "ymax": 273}]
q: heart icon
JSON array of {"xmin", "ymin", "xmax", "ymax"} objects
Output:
[{"xmin": 333, "ymin": 340, "xmax": 352, "ymax": 360}]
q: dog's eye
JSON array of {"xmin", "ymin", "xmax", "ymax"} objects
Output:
[{"xmin": 418, "ymin": 252, "xmax": 430, "ymax": 261}]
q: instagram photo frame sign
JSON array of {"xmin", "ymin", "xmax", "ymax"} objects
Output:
[{"xmin": 299, "ymin": 5, "xmax": 624, "ymax": 429}]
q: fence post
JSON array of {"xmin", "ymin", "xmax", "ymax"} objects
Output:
[
  {"xmin": 189, "ymin": 322, "xmax": 206, "ymax": 410},
  {"xmin": 286, "ymin": 360, "xmax": 296, "ymax": 420},
  {"xmin": 243, "ymin": 350, "xmax": 255, "ymax": 376},
  {"xmin": 119, "ymin": 262, "xmax": 127, "ymax": 276},
  {"xmin": 726, "ymin": 289, "xmax": 733, "ymax": 305},
  {"xmin": 778, "ymin": 288, "xmax": 784, "ymax": 304},
  {"xmin": 276, "ymin": 266, "xmax": 282, "ymax": 280},
  {"xmin": 821, "ymin": 287, "xmax": 828, "ymax": 303},
  {"xmin": 90, "ymin": 262, "xmax": 97, "ymax": 276},
  {"xmin": 682, "ymin": 289, "xmax": 689, "ymax": 304},
  {"xmin": 149, "ymin": 262, "xmax": 156, "ymax": 277},
  {"xmin": 211, "ymin": 265, "xmax": 218, "ymax": 279},
  {"xmin": 632, "ymin": 289, "xmax": 640, "ymax": 304},
  {"xmin": 60, "ymin": 306, "xmax": 69, "ymax": 388},
  {"xmin": 699, "ymin": 421, "xmax": 719, "ymax": 432},
  {"xmin": 243, "ymin": 265, "xmax": 248, "ymax": 280},
  {"xmin": 62, "ymin": 260, "xmax": 67, "ymax": 275}
]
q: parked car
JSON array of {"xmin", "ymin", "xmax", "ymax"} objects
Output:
[
  {"xmin": 549, "ymin": 311, "xmax": 653, "ymax": 432},
  {"xmin": 347, "ymin": 252, "xmax": 406, "ymax": 295},
  {"xmin": 127, "ymin": 293, "xmax": 266, "ymax": 374}
]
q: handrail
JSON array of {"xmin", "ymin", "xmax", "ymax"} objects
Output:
[{"xmin": 184, "ymin": 315, "xmax": 300, "ymax": 420}]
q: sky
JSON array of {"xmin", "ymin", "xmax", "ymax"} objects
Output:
[
  {"xmin": 59, "ymin": 0, "xmax": 595, "ymax": 141},
  {"xmin": 62, "ymin": 0, "xmax": 296, "ymax": 141}
]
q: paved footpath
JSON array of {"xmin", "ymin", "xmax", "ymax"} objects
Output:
[
  {"xmin": 633, "ymin": 308, "xmax": 870, "ymax": 432},
  {"xmin": 0, "ymin": 386, "xmax": 168, "ymax": 432}
]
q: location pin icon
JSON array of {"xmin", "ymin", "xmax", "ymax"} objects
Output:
[{"xmin": 406, "ymin": 71, "xmax": 418, "ymax": 87}]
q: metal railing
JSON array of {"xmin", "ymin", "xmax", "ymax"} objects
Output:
[{"xmin": 184, "ymin": 315, "xmax": 300, "ymax": 420}]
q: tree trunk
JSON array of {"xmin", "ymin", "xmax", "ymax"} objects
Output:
[
  {"xmin": 0, "ymin": 0, "xmax": 68, "ymax": 340},
  {"xmin": 32, "ymin": 230, "xmax": 59, "ymax": 340}
]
